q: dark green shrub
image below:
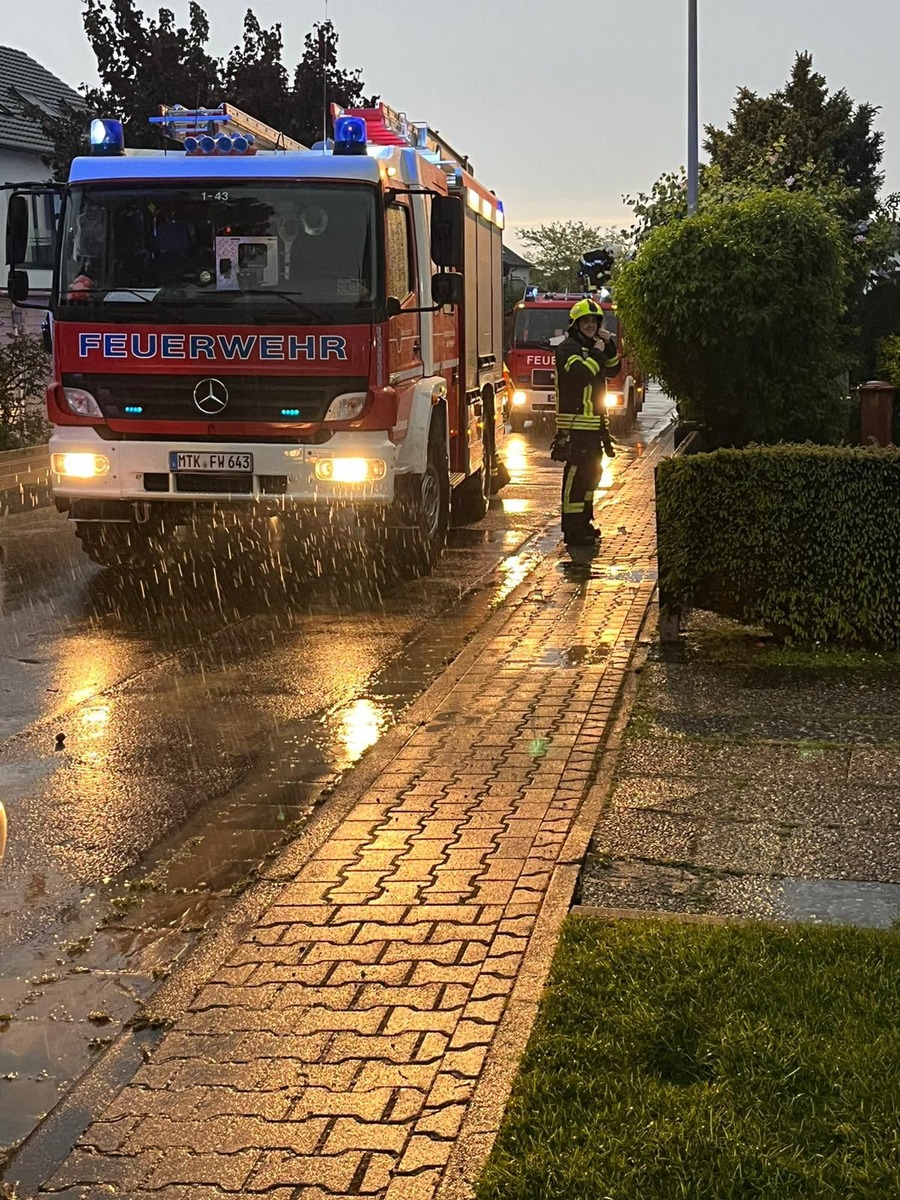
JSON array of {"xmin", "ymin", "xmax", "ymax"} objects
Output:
[
  {"xmin": 0, "ymin": 332, "xmax": 51, "ymax": 450},
  {"xmin": 657, "ymin": 445, "xmax": 900, "ymax": 646},
  {"xmin": 877, "ymin": 334, "xmax": 900, "ymax": 387},
  {"xmin": 616, "ymin": 192, "xmax": 850, "ymax": 447}
]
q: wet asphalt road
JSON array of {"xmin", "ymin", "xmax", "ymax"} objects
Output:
[{"xmin": 0, "ymin": 396, "xmax": 673, "ymax": 1163}]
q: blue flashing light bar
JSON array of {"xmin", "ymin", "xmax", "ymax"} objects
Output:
[
  {"xmin": 182, "ymin": 132, "xmax": 255, "ymax": 156},
  {"xmin": 280, "ymin": 408, "xmax": 301, "ymax": 417},
  {"xmin": 90, "ymin": 118, "xmax": 125, "ymax": 156},
  {"xmin": 124, "ymin": 405, "xmax": 143, "ymax": 414},
  {"xmin": 334, "ymin": 115, "xmax": 368, "ymax": 156}
]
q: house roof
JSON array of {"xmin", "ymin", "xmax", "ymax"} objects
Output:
[
  {"xmin": 0, "ymin": 45, "xmax": 83, "ymax": 157},
  {"xmin": 502, "ymin": 245, "xmax": 532, "ymax": 269}
]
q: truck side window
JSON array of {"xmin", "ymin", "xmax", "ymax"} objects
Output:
[{"xmin": 386, "ymin": 204, "xmax": 414, "ymax": 301}]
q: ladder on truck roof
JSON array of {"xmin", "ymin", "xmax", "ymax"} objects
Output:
[
  {"xmin": 334, "ymin": 101, "xmax": 473, "ymax": 172},
  {"xmin": 154, "ymin": 103, "xmax": 307, "ymax": 151}
]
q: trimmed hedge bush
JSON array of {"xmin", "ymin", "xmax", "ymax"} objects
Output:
[
  {"xmin": 657, "ymin": 445, "xmax": 900, "ymax": 646},
  {"xmin": 615, "ymin": 192, "xmax": 850, "ymax": 447}
]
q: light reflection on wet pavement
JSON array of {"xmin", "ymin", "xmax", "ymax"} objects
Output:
[{"xmin": 0, "ymin": 395, "xmax": 674, "ymax": 1160}]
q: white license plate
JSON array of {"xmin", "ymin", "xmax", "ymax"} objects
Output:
[{"xmin": 169, "ymin": 452, "xmax": 253, "ymax": 472}]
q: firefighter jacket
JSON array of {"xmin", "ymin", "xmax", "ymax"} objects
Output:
[{"xmin": 554, "ymin": 332, "xmax": 620, "ymax": 432}]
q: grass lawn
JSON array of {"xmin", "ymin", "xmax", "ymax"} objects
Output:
[{"xmin": 477, "ymin": 916, "xmax": 900, "ymax": 1200}]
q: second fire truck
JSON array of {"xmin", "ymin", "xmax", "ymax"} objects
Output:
[{"xmin": 508, "ymin": 289, "xmax": 645, "ymax": 433}]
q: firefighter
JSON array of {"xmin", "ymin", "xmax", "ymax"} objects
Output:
[{"xmin": 552, "ymin": 297, "xmax": 618, "ymax": 546}]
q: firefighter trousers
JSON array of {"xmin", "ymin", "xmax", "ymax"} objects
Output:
[{"xmin": 560, "ymin": 430, "xmax": 603, "ymax": 541}]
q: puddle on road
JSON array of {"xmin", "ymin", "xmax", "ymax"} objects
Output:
[{"xmin": 537, "ymin": 645, "xmax": 612, "ymax": 668}]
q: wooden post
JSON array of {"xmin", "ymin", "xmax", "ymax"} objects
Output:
[{"xmin": 859, "ymin": 380, "xmax": 896, "ymax": 447}]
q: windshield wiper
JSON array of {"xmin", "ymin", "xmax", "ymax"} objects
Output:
[{"xmin": 61, "ymin": 287, "xmax": 176, "ymax": 305}]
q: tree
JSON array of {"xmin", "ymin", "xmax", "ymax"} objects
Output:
[
  {"xmin": 623, "ymin": 53, "xmax": 891, "ymax": 381},
  {"xmin": 32, "ymin": 3, "xmax": 375, "ymax": 176},
  {"xmin": 705, "ymin": 53, "xmax": 883, "ymax": 225},
  {"xmin": 289, "ymin": 20, "xmax": 376, "ymax": 147},
  {"xmin": 222, "ymin": 11, "xmax": 291, "ymax": 135},
  {"xmin": 516, "ymin": 222, "xmax": 627, "ymax": 292},
  {"xmin": 626, "ymin": 53, "xmax": 885, "ymax": 242},
  {"xmin": 82, "ymin": 0, "xmax": 221, "ymax": 148},
  {"xmin": 615, "ymin": 192, "xmax": 850, "ymax": 447}
]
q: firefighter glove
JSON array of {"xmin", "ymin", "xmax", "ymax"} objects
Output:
[{"xmin": 550, "ymin": 431, "xmax": 571, "ymax": 462}]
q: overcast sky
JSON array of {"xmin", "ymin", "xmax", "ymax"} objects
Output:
[{"xmin": 5, "ymin": 0, "xmax": 900, "ymax": 252}]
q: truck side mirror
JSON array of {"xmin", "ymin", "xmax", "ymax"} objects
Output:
[
  {"xmin": 431, "ymin": 272, "xmax": 464, "ymax": 308},
  {"xmin": 7, "ymin": 269, "xmax": 30, "ymax": 304},
  {"xmin": 430, "ymin": 195, "xmax": 463, "ymax": 271},
  {"xmin": 6, "ymin": 194, "xmax": 29, "ymax": 267}
]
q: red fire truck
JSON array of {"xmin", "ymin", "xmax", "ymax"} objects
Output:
[
  {"xmin": 507, "ymin": 290, "xmax": 645, "ymax": 433},
  {"xmin": 5, "ymin": 102, "xmax": 508, "ymax": 570}
]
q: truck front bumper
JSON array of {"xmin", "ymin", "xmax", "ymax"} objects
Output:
[
  {"xmin": 49, "ymin": 428, "xmax": 398, "ymax": 507},
  {"xmin": 511, "ymin": 387, "xmax": 556, "ymax": 417}
]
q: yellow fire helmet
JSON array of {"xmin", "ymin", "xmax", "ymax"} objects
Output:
[{"xmin": 568, "ymin": 297, "xmax": 604, "ymax": 326}]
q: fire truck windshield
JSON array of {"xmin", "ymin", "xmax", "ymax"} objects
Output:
[
  {"xmin": 513, "ymin": 306, "xmax": 619, "ymax": 349},
  {"xmin": 57, "ymin": 182, "xmax": 379, "ymax": 323}
]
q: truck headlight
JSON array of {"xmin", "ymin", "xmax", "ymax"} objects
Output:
[
  {"xmin": 604, "ymin": 391, "xmax": 625, "ymax": 409},
  {"xmin": 512, "ymin": 391, "xmax": 527, "ymax": 407},
  {"xmin": 324, "ymin": 392, "xmax": 368, "ymax": 422},
  {"xmin": 52, "ymin": 452, "xmax": 110, "ymax": 478},
  {"xmin": 314, "ymin": 458, "xmax": 386, "ymax": 484}
]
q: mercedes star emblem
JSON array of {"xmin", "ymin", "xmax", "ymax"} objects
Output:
[{"xmin": 193, "ymin": 377, "xmax": 229, "ymax": 415}]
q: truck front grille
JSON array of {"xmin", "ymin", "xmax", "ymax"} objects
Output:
[{"xmin": 63, "ymin": 373, "xmax": 368, "ymax": 425}]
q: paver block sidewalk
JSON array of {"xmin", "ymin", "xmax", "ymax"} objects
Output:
[{"xmin": 37, "ymin": 436, "xmax": 668, "ymax": 1200}]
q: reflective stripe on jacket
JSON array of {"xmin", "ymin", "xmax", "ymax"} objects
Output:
[{"xmin": 554, "ymin": 333, "xmax": 619, "ymax": 431}]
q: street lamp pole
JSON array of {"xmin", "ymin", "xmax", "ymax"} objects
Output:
[{"xmin": 687, "ymin": 0, "xmax": 699, "ymax": 214}]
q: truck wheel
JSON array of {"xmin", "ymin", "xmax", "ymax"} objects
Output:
[
  {"xmin": 391, "ymin": 418, "xmax": 450, "ymax": 574},
  {"xmin": 75, "ymin": 522, "xmax": 153, "ymax": 568}
]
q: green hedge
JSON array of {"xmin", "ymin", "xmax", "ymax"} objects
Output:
[
  {"xmin": 615, "ymin": 192, "xmax": 850, "ymax": 448},
  {"xmin": 657, "ymin": 445, "xmax": 900, "ymax": 646}
]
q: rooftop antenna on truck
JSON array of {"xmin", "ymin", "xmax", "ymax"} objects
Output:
[{"xmin": 321, "ymin": 0, "xmax": 329, "ymax": 152}]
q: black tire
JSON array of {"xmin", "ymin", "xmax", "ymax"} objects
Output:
[
  {"xmin": 389, "ymin": 417, "xmax": 450, "ymax": 574},
  {"xmin": 508, "ymin": 410, "xmax": 526, "ymax": 433}
]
